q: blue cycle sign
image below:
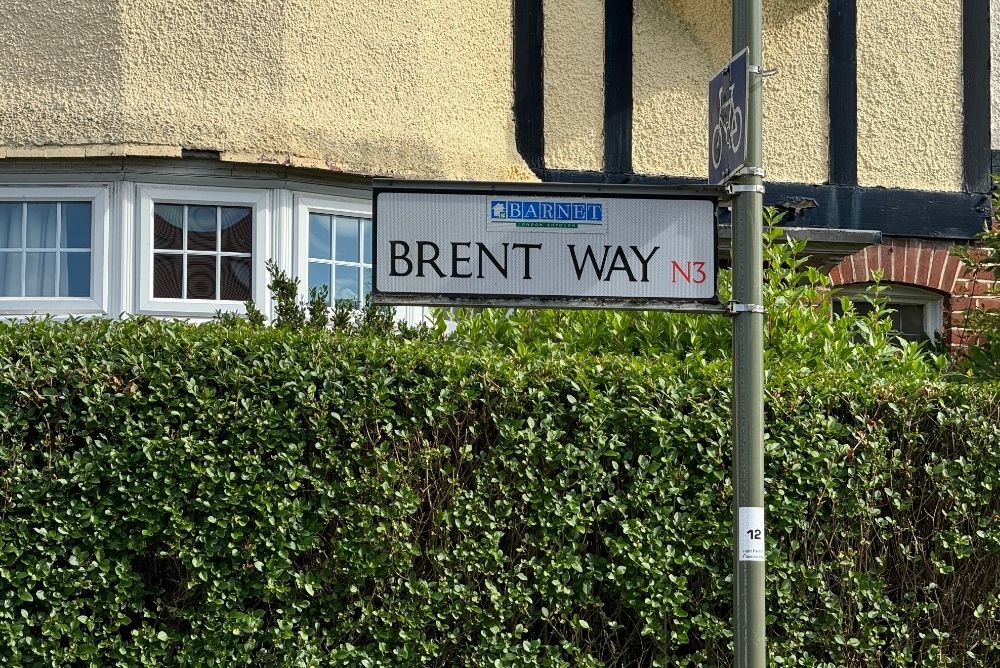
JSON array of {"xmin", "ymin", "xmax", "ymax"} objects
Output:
[{"xmin": 708, "ymin": 48, "xmax": 749, "ymax": 185}]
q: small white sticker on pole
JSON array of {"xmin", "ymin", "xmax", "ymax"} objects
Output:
[{"xmin": 738, "ymin": 507, "xmax": 765, "ymax": 562}]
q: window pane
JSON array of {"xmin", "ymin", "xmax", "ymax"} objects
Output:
[
  {"xmin": 0, "ymin": 252, "xmax": 21, "ymax": 296},
  {"xmin": 363, "ymin": 267, "xmax": 372, "ymax": 299},
  {"xmin": 854, "ymin": 302, "xmax": 874, "ymax": 316},
  {"xmin": 308, "ymin": 262, "xmax": 331, "ymax": 305},
  {"xmin": 26, "ymin": 203, "xmax": 57, "ymax": 248},
  {"xmin": 187, "ymin": 206, "xmax": 217, "ymax": 252},
  {"xmin": 220, "ymin": 257, "xmax": 252, "ymax": 301},
  {"xmin": 153, "ymin": 254, "xmax": 182, "ymax": 298},
  {"xmin": 154, "ymin": 204, "xmax": 183, "ymax": 250},
  {"xmin": 62, "ymin": 202, "xmax": 92, "ymax": 249},
  {"xmin": 187, "ymin": 255, "xmax": 217, "ymax": 299},
  {"xmin": 335, "ymin": 217, "xmax": 360, "ymax": 262},
  {"xmin": 61, "ymin": 252, "xmax": 91, "ymax": 297},
  {"xmin": 0, "ymin": 203, "xmax": 21, "ymax": 248},
  {"xmin": 221, "ymin": 207, "xmax": 252, "ymax": 253},
  {"xmin": 363, "ymin": 219, "xmax": 372, "ymax": 264},
  {"xmin": 309, "ymin": 213, "xmax": 332, "ymax": 260},
  {"xmin": 25, "ymin": 252, "xmax": 57, "ymax": 296},
  {"xmin": 897, "ymin": 305, "xmax": 926, "ymax": 341},
  {"xmin": 333, "ymin": 265, "xmax": 360, "ymax": 302}
]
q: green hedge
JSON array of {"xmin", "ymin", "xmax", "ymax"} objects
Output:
[{"xmin": 1, "ymin": 317, "xmax": 999, "ymax": 667}]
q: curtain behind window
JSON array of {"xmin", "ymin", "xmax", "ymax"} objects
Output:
[
  {"xmin": 25, "ymin": 203, "xmax": 57, "ymax": 296},
  {"xmin": 0, "ymin": 203, "xmax": 22, "ymax": 296}
]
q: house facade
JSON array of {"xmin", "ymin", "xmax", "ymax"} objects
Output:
[{"xmin": 0, "ymin": 0, "xmax": 993, "ymax": 340}]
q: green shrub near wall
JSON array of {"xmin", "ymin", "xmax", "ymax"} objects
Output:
[{"xmin": 1, "ymin": 313, "xmax": 999, "ymax": 667}]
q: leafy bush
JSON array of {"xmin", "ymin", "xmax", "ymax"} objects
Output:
[
  {"xmin": 228, "ymin": 259, "xmax": 397, "ymax": 335},
  {"xmin": 1, "ymin": 228, "xmax": 997, "ymax": 666},
  {"xmin": 443, "ymin": 211, "xmax": 942, "ymax": 378}
]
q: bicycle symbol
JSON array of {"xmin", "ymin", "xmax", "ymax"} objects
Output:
[{"xmin": 711, "ymin": 82, "xmax": 743, "ymax": 171}]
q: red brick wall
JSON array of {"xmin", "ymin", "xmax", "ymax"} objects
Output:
[{"xmin": 828, "ymin": 238, "xmax": 996, "ymax": 349}]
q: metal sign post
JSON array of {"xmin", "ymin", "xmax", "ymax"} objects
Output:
[{"xmin": 730, "ymin": 0, "xmax": 766, "ymax": 666}]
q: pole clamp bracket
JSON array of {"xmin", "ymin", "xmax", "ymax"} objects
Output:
[
  {"xmin": 727, "ymin": 184, "xmax": 766, "ymax": 195},
  {"xmin": 733, "ymin": 166, "xmax": 766, "ymax": 178},
  {"xmin": 749, "ymin": 64, "xmax": 779, "ymax": 77},
  {"xmin": 728, "ymin": 301, "xmax": 766, "ymax": 315}
]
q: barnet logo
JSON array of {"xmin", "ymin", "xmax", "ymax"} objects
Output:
[{"xmin": 490, "ymin": 199, "xmax": 603, "ymax": 229}]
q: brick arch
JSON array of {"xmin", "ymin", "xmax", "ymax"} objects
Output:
[
  {"xmin": 825, "ymin": 238, "xmax": 999, "ymax": 349},
  {"xmin": 828, "ymin": 238, "xmax": 965, "ymax": 294}
]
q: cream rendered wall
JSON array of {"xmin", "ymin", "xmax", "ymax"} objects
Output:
[
  {"xmin": 761, "ymin": 0, "xmax": 828, "ymax": 185},
  {"xmin": 0, "ymin": 0, "xmax": 969, "ymax": 191},
  {"xmin": 630, "ymin": 0, "xmax": 828, "ymax": 184},
  {"xmin": 271, "ymin": 0, "xmax": 530, "ymax": 180},
  {"xmin": 0, "ymin": 1, "xmax": 130, "ymax": 154},
  {"xmin": 0, "ymin": 0, "xmax": 534, "ymax": 181},
  {"xmin": 543, "ymin": 0, "xmax": 605, "ymax": 171},
  {"xmin": 856, "ymin": 0, "xmax": 963, "ymax": 191},
  {"xmin": 632, "ymin": 0, "xmax": 724, "ymax": 178}
]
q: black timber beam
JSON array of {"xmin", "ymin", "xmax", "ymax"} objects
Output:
[
  {"xmin": 963, "ymin": 0, "xmax": 991, "ymax": 193},
  {"xmin": 604, "ymin": 0, "xmax": 633, "ymax": 174},
  {"xmin": 828, "ymin": 0, "xmax": 858, "ymax": 185},
  {"xmin": 513, "ymin": 0, "xmax": 544, "ymax": 175},
  {"xmin": 542, "ymin": 169, "xmax": 990, "ymax": 239}
]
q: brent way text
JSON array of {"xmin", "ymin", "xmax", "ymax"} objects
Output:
[{"xmin": 387, "ymin": 240, "xmax": 707, "ymax": 284}]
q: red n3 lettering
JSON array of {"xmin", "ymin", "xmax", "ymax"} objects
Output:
[{"xmin": 670, "ymin": 260, "xmax": 707, "ymax": 284}]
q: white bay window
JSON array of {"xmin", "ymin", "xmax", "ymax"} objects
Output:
[
  {"xmin": 295, "ymin": 194, "xmax": 373, "ymax": 305},
  {"xmin": 0, "ymin": 168, "xmax": 422, "ymax": 324},
  {"xmin": 151, "ymin": 204, "xmax": 253, "ymax": 301},
  {"xmin": 137, "ymin": 185, "xmax": 269, "ymax": 317},
  {"xmin": 307, "ymin": 213, "xmax": 373, "ymax": 304},
  {"xmin": 0, "ymin": 186, "xmax": 108, "ymax": 315}
]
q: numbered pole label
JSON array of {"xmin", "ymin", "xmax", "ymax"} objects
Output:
[{"xmin": 738, "ymin": 506, "xmax": 765, "ymax": 562}]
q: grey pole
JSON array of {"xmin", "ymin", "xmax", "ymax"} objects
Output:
[{"xmin": 731, "ymin": 0, "xmax": 766, "ymax": 666}]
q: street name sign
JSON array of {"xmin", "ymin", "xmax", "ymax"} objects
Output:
[
  {"xmin": 372, "ymin": 180, "xmax": 721, "ymax": 311},
  {"xmin": 708, "ymin": 48, "xmax": 749, "ymax": 185}
]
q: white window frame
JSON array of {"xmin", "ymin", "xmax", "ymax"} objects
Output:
[
  {"xmin": 137, "ymin": 184, "xmax": 270, "ymax": 318},
  {"xmin": 0, "ymin": 185, "xmax": 110, "ymax": 316},
  {"xmin": 293, "ymin": 193, "xmax": 427, "ymax": 325},
  {"xmin": 834, "ymin": 283, "xmax": 943, "ymax": 340},
  {"xmin": 293, "ymin": 193, "xmax": 372, "ymax": 304}
]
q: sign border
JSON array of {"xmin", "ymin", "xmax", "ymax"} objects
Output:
[{"xmin": 371, "ymin": 179, "xmax": 724, "ymax": 313}]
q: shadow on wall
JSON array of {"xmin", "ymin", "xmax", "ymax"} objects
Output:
[{"xmin": 665, "ymin": 0, "xmax": 826, "ymax": 58}]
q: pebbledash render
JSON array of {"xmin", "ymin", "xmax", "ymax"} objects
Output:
[{"xmin": 0, "ymin": 0, "xmax": 995, "ymax": 344}]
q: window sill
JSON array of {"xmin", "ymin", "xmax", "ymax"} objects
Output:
[
  {"xmin": 137, "ymin": 298, "xmax": 248, "ymax": 319},
  {"xmin": 0, "ymin": 298, "xmax": 106, "ymax": 316}
]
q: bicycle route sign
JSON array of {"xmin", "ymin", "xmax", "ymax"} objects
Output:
[{"xmin": 708, "ymin": 48, "xmax": 749, "ymax": 185}]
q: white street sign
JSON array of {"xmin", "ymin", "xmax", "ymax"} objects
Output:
[{"xmin": 372, "ymin": 181, "xmax": 720, "ymax": 311}]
